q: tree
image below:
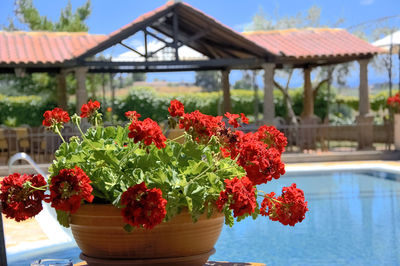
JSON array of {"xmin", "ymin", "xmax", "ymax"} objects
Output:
[
  {"xmin": 195, "ymin": 71, "xmax": 221, "ymax": 92},
  {"xmin": 246, "ymin": 6, "xmax": 346, "ymax": 124},
  {"xmin": 0, "ymin": 0, "xmax": 92, "ymax": 105},
  {"xmin": 132, "ymin": 73, "xmax": 147, "ymax": 82},
  {"xmin": 233, "ymin": 71, "xmax": 252, "ymax": 90},
  {"xmin": 15, "ymin": 0, "xmax": 91, "ymax": 32}
]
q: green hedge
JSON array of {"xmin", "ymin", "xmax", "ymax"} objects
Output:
[
  {"xmin": 335, "ymin": 91, "xmax": 389, "ymax": 112},
  {"xmin": 0, "ymin": 94, "xmax": 58, "ymax": 127},
  {"xmin": 111, "ymin": 87, "xmax": 332, "ymax": 123},
  {"xmin": 112, "ymin": 89, "xmax": 257, "ymax": 123},
  {"xmin": 1, "ymin": 87, "xmax": 388, "ymax": 127}
]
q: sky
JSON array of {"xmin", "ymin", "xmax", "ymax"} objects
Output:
[{"xmin": 0, "ymin": 0, "xmax": 399, "ymax": 87}]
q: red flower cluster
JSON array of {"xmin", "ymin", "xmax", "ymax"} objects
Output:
[
  {"xmin": 0, "ymin": 173, "xmax": 47, "ymax": 222},
  {"xmin": 225, "ymin": 112, "xmax": 249, "ymax": 128},
  {"xmin": 121, "ymin": 182, "xmax": 167, "ymax": 229},
  {"xmin": 47, "ymin": 167, "xmax": 94, "ymax": 214},
  {"xmin": 125, "ymin": 111, "xmax": 141, "ymax": 121},
  {"xmin": 42, "ymin": 108, "xmax": 70, "ymax": 129},
  {"xmin": 80, "ymin": 100, "xmax": 100, "ymax": 118},
  {"xmin": 216, "ymin": 176, "xmax": 256, "ymax": 217},
  {"xmin": 128, "ymin": 117, "xmax": 167, "ymax": 149},
  {"xmin": 255, "ymin": 125, "xmax": 288, "ymax": 154},
  {"xmin": 387, "ymin": 93, "xmax": 400, "ymax": 113},
  {"xmin": 168, "ymin": 99, "xmax": 185, "ymax": 117},
  {"xmin": 260, "ymin": 183, "xmax": 308, "ymax": 226},
  {"xmin": 225, "ymin": 131, "xmax": 285, "ymax": 185},
  {"xmin": 169, "ymin": 100, "xmax": 286, "ymax": 185},
  {"xmin": 179, "ymin": 110, "xmax": 224, "ymax": 143}
]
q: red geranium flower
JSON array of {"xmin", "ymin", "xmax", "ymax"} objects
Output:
[
  {"xmin": 125, "ymin": 111, "xmax": 141, "ymax": 121},
  {"xmin": 260, "ymin": 183, "xmax": 308, "ymax": 226},
  {"xmin": 387, "ymin": 93, "xmax": 400, "ymax": 113},
  {"xmin": 224, "ymin": 112, "xmax": 249, "ymax": 128},
  {"xmin": 168, "ymin": 99, "xmax": 185, "ymax": 117},
  {"xmin": 255, "ymin": 125, "xmax": 287, "ymax": 154},
  {"xmin": 80, "ymin": 99, "xmax": 100, "ymax": 118},
  {"xmin": 225, "ymin": 112, "xmax": 241, "ymax": 128},
  {"xmin": 121, "ymin": 182, "xmax": 167, "ymax": 229},
  {"xmin": 179, "ymin": 110, "xmax": 224, "ymax": 143},
  {"xmin": 47, "ymin": 166, "xmax": 94, "ymax": 214},
  {"xmin": 216, "ymin": 176, "xmax": 256, "ymax": 217},
  {"xmin": 0, "ymin": 173, "xmax": 47, "ymax": 222},
  {"xmin": 42, "ymin": 108, "xmax": 70, "ymax": 130},
  {"xmin": 128, "ymin": 118, "xmax": 167, "ymax": 149},
  {"xmin": 240, "ymin": 113, "xmax": 249, "ymax": 124}
]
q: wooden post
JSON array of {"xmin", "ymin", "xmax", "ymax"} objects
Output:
[
  {"xmin": 221, "ymin": 69, "xmax": 231, "ymax": 114},
  {"xmin": 57, "ymin": 69, "xmax": 68, "ymax": 110},
  {"xmin": 262, "ymin": 63, "xmax": 275, "ymax": 125},
  {"xmin": 252, "ymin": 70, "xmax": 259, "ymax": 124},
  {"xmin": 75, "ymin": 67, "xmax": 88, "ymax": 114},
  {"xmin": 356, "ymin": 59, "xmax": 374, "ymax": 150},
  {"xmin": 301, "ymin": 67, "xmax": 313, "ymax": 118},
  {"xmin": 300, "ymin": 66, "xmax": 319, "ymax": 150}
]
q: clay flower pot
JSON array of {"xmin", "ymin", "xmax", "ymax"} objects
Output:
[{"xmin": 70, "ymin": 204, "xmax": 225, "ymax": 266}]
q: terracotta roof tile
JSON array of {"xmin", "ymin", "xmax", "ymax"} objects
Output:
[
  {"xmin": 0, "ymin": 31, "xmax": 107, "ymax": 65},
  {"xmin": 243, "ymin": 28, "xmax": 383, "ymax": 59}
]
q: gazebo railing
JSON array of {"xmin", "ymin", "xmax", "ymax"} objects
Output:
[{"xmin": 0, "ymin": 122, "xmax": 394, "ymax": 166}]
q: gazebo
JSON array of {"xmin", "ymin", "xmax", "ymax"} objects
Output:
[{"xmin": 0, "ymin": 1, "xmax": 382, "ymax": 149}]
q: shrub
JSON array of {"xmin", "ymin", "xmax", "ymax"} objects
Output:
[{"xmin": 0, "ymin": 94, "xmax": 57, "ymax": 126}]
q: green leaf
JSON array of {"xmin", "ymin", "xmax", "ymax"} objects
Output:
[
  {"xmin": 185, "ymin": 160, "xmax": 208, "ymax": 176},
  {"xmin": 123, "ymin": 224, "xmax": 133, "ymax": 233},
  {"xmin": 56, "ymin": 210, "xmax": 70, "ymax": 228},
  {"xmin": 224, "ymin": 208, "xmax": 234, "ymax": 227},
  {"xmin": 252, "ymin": 207, "xmax": 260, "ymax": 220},
  {"xmin": 186, "ymin": 196, "xmax": 193, "ymax": 212}
]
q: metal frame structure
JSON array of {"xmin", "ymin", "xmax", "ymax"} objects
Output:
[{"xmin": 75, "ymin": 4, "xmax": 273, "ymax": 74}]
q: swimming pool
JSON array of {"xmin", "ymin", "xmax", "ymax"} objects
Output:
[{"xmin": 9, "ymin": 169, "xmax": 400, "ymax": 265}]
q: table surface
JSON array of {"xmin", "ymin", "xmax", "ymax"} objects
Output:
[{"xmin": 75, "ymin": 261, "xmax": 265, "ymax": 266}]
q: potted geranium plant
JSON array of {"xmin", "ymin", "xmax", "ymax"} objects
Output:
[
  {"xmin": 387, "ymin": 93, "xmax": 400, "ymax": 149},
  {"xmin": 0, "ymin": 100, "xmax": 308, "ymax": 265}
]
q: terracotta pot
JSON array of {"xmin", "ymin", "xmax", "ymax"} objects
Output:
[{"xmin": 70, "ymin": 204, "xmax": 224, "ymax": 264}]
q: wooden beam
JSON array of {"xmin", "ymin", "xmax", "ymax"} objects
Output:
[
  {"xmin": 88, "ymin": 66, "xmax": 226, "ymax": 73},
  {"xmin": 82, "ymin": 58, "xmax": 262, "ymax": 68},
  {"xmin": 148, "ymin": 43, "xmax": 169, "ymax": 58},
  {"xmin": 144, "ymin": 31, "xmax": 148, "ymax": 61},
  {"xmin": 144, "ymin": 28, "xmax": 171, "ymax": 46},
  {"xmin": 173, "ymin": 8, "xmax": 179, "ymax": 61},
  {"xmin": 119, "ymin": 42, "xmax": 145, "ymax": 57},
  {"xmin": 177, "ymin": 30, "xmax": 208, "ymax": 48},
  {"xmin": 77, "ymin": 8, "xmax": 176, "ymax": 59}
]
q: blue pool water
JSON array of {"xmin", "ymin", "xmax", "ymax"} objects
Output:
[{"xmin": 10, "ymin": 171, "xmax": 400, "ymax": 265}]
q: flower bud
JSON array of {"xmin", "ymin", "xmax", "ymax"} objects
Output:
[{"xmin": 71, "ymin": 114, "xmax": 81, "ymax": 126}]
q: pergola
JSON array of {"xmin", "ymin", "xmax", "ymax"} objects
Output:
[{"xmin": 0, "ymin": 1, "xmax": 382, "ymax": 149}]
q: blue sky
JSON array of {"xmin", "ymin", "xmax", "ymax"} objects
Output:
[{"xmin": 1, "ymin": 0, "xmax": 399, "ymax": 87}]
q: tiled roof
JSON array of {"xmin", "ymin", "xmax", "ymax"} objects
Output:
[
  {"xmin": 0, "ymin": 31, "xmax": 107, "ymax": 65},
  {"xmin": 243, "ymin": 28, "xmax": 382, "ymax": 59},
  {"xmin": 83, "ymin": 1, "xmax": 271, "ymax": 60}
]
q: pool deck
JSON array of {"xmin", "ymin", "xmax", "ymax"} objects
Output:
[{"xmin": 3, "ymin": 159, "xmax": 400, "ymax": 262}]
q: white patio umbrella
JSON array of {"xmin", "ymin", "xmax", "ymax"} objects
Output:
[
  {"xmin": 372, "ymin": 30, "xmax": 400, "ymax": 54},
  {"xmin": 372, "ymin": 30, "xmax": 400, "ymax": 94}
]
